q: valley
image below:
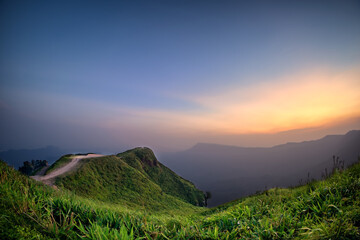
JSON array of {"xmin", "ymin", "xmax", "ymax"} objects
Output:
[{"xmin": 161, "ymin": 130, "xmax": 360, "ymax": 206}]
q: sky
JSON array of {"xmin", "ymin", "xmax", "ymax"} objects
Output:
[{"xmin": 1, "ymin": 0, "xmax": 360, "ymax": 153}]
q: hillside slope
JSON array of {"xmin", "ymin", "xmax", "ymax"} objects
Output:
[
  {"xmin": 32, "ymin": 154, "xmax": 103, "ymax": 185},
  {"xmin": 1, "ymin": 157, "xmax": 360, "ymax": 239},
  {"xmin": 117, "ymin": 147, "xmax": 205, "ymax": 206},
  {"xmin": 51, "ymin": 148, "xmax": 205, "ymax": 210}
]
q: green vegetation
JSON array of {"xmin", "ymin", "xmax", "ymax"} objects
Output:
[
  {"xmin": 45, "ymin": 154, "xmax": 73, "ymax": 175},
  {"xmin": 49, "ymin": 149, "xmax": 204, "ymax": 209},
  {"xmin": 55, "ymin": 154, "xmax": 201, "ymax": 213},
  {"xmin": 1, "ymin": 155, "xmax": 360, "ymax": 239},
  {"xmin": 117, "ymin": 147, "xmax": 205, "ymax": 206}
]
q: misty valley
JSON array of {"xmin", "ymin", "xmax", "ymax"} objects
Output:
[{"xmin": 161, "ymin": 130, "xmax": 360, "ymax": 206}]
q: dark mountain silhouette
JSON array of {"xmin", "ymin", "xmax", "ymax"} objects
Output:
[
  {"xmin": 160, "ymin": 130, "xmax": 360, "ymax": 206},
  {"xmin": 0, "ymin": 146, "xmax": 65, "ymax": 169}
]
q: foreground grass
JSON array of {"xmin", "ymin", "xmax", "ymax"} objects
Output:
[{"xmin": 1, "ymin": 159, "xmax": 360, "ymax": 239}]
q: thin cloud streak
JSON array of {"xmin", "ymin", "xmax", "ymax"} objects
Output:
[
  {"xmin": 8, "ymin": 66, "xmax": 359, "ymax": 137},
  {"xmin": 2, "ymin": 66, "xmax": 359, "ymax": 151},
  {"xmin": 103, "ymin": 66, "xmax": 360, "ymax": 136}
]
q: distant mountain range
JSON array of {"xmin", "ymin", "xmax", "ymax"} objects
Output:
[
  {"xmin": 0, "ymin": 146, "xmax": 66, "ymax": 169},
  {"xmin": 161, "ymin": 130, "xmax": 360, "ymax": 206}
]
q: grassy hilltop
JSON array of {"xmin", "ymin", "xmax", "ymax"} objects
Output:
[
  {"xmin": 53, "ymin": 147, "xmax": 205, "ymax": 211},
  {"xmin": 1, "ymin": 148, "xmax": 360, "ymax": 239}
]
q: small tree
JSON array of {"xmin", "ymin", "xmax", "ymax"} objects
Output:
[
  {"xmin": 204, "ymin": 191, "xmax": 212, "ymax": 207},
  {"xmin": 18, "ymin": 159, "xmax": 48, "ymax": 176},
  {"xmin": 19, "ymin": 161, "xmax": 33, "ymax": 175}
]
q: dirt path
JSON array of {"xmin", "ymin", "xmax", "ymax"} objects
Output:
[
  {"xmin": 31, "ymin": 154, "xmax": 103, "ymax": 185},
  {"xmin": 35, "ymin": 165, "xmax": 49, "ymax": 176}
]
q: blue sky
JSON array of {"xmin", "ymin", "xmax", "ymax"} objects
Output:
[{"xmin": 1, "ymin": 0, "xmax": 360, "ymax": 152}]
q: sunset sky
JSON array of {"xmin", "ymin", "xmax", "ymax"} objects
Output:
[{"xmin": 1, "ymin": 0, "xmax": 360, "ymax": 152}]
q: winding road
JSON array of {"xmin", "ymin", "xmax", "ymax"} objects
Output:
[{"xmin": 31, "ymin": 154, "xmax": 103, "ymax": 186}]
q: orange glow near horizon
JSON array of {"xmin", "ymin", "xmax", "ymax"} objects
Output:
[
  {"xmin": 128, "ymin": 67, "xmax": 360, "ymax": 135},
  {"xmin": 192, "ymin": 68, "xmax": 360, "ymax": 134},
  {"xmin": 103, "ymin": 66, "xmax": 360, "ymax": 136}
]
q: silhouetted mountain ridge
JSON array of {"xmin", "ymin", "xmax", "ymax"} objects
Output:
[{"xmin": 161, "ymin": 130, "xmax": 360, "ymax": 206}]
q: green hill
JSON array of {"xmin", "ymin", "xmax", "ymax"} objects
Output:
[
  {"xmin": 1, "ymin": 152, "xmax": 360, "ymax": 239},
  {"xmin": 45, "ymin": 154, "xmax": 73, "ymax": 174},
  {"xmin": 52, "ymin": 148, "xmax": 205, "ymax": 211},
  {"xmin": 117, "ymin": 147, "xmax": 205, "ymax": 206}
]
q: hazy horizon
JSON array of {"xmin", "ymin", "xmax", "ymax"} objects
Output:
[
  {"xmin": 1, "ymin": 1, "xmax": 360, "ymax": 153},
  {"xmin": 1, "ymin": 125, "xmax": 359, "ymax": 155}
]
